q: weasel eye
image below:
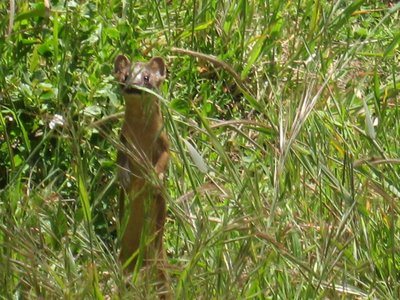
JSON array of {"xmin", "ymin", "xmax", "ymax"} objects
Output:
[{"xmin": 143, "ymin": 75, "xmax": 150, "ymax": 83}]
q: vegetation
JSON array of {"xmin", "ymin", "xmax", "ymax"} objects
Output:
[{"xmin": 1, "ymin": 0, "xmax": 399, "ymax": 298}]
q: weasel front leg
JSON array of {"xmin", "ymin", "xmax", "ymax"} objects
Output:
[{"xmin": 155, "ymin": 150, "xmax": 170, "ymax": 180}]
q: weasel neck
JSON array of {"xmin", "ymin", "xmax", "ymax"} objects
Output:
[
  {"xmin": 122, "ymin": 93, "xmax": 163, "ymax": 145},
  {"xmin": 123, "ymin": 93, "xmax": 160, "ymax": 124}
]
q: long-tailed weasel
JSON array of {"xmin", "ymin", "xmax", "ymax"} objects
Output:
[{"xmin": 114, "ymin": 55, "xmax": 170, "ymax": 289}]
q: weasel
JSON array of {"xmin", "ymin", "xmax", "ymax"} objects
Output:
[{"xmin": 114, "ymin": 54, "xmax": 170, "ymax": 294}]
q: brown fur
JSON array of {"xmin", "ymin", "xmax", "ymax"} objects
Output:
[{"xmin": 114, "ymin": 55, "xmax": 170, "ymax": 296}]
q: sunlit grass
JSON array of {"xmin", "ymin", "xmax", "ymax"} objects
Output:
[{"xmin": 1, "ymin": 0, "xmax": 399, "ymax": 298}]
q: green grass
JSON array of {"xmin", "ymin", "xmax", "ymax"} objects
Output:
[{"xmin": 1, "ymin": 0, "xmax": 400, "ymax": 298}]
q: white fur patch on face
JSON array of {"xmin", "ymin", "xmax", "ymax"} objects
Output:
[{"xmin": 131, "ymin": 64, "xmax": 146, "ymax": 83}]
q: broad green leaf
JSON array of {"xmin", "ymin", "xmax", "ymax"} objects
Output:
[
  {"xmin": 15, "ymin": 3, "xmax": 46, "ymax": 21},
  {"xmin": 83, "ymin": 105, "xmax": 102, "ymax": 117}
]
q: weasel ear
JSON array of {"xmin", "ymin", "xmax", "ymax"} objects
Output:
[
  {"xmin": 114, "ymin": 55, "xmax": 131, "ymax": 82},
  {"xmin": 148, "ymin": 57, "xmax": 166, "ymax": 80}
]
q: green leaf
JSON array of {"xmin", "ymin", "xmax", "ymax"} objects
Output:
[
  {"xmin": 383, "ymin": 31, "xmax": 400, "ymax": 57},
  {"xmin": 30, "ymin": 46, "xmax": 40, "ymax": 72},
  {"xmin": 83, "ymin": 105, "xmax": 102, "ymax": 117},
  {"xmin": 330, "ymin": 0, "xmax": 364, "ymax": 32},
  {"xmin": 241, "ymin": 30, "xmax": 268, "ymax": 79},
  {"xmin": 78, "ymin": 175, "xmax": 92, "ymax": 223},
  {"xmin": 13, "ymin": 154, "xmax": 23, "ymax": 167},
  {"xmin": 180, "ymin": 20, "xmax": 214, "ymax": 39},
  {"xmin": 194, "ymin": 20, "xmax": 214, "ymax": 31},
  {"xmin": 309, "ymin": 0, "xmax": 320, "ymax": 35},
  {"xmin": 15, "ymin": 3, "xmax": 46, "ymax": 22},
  {"xmin": 373, "ymin": 67, "xmax": 380, "ymax": 101},
  {"xmin": 170, "ymin": 98, "xmax": 190, "ymax": 114},
  {"xmin": 37, "ymin": 40, "xmax": 54, "ymax": 57},
  {"xmin": 104, "ymin": 27, "xmax": 120, "ymax": 40}
]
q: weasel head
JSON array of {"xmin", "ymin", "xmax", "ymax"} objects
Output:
[{"xmin": 114, "ymin": 55, "xmax": 166, "ymax": 95}]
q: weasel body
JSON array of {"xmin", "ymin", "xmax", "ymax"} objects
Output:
[{"xmin": 114, "ymin": 55, "xmax": 169, "ymax": 284}]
